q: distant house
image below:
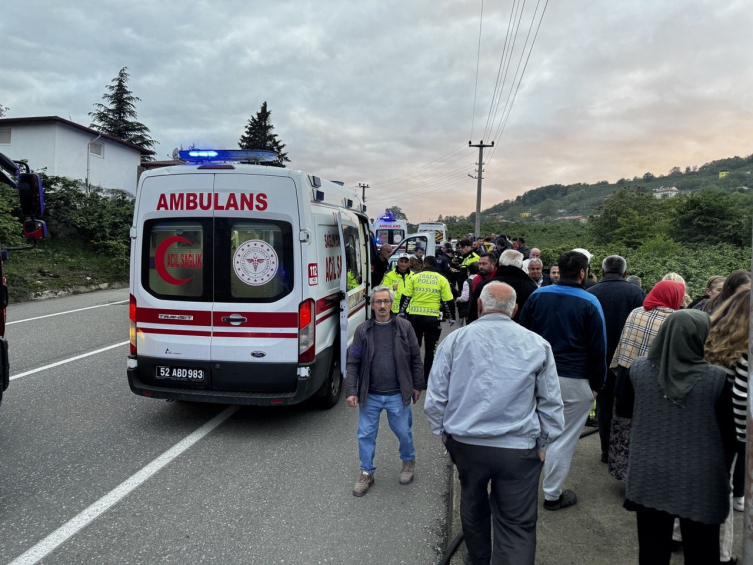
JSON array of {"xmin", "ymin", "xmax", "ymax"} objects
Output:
[
  {"xmin": 653, "ymin": 186, "xmax": 679, "ymax": 199},
  {"xmin": 486, "ymin": 212, "xmax": 502, "ymax": 218},
  {"xmin": 0, "ymin": 116, "xmax": 154, "ymax": 193},
  {"xmin": 555, "ymin": 215, "xmax": 588, "ymax": 223}
]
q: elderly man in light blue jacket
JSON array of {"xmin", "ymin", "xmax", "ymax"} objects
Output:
[{"xmin": 425, "ymin": 281, "xmax": 564, "ymax": 565}]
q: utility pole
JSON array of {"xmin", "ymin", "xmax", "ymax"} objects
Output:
[
  {"xmin": 357, "ymin": 183, "xmax": 369, "ymax": 204},
  {"xmin": 468, "ymin": 140, "xmax": 493, "ymax": 238}
]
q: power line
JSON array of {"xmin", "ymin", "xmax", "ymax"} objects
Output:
[
  {"xmin": 369, "ymin": 144, "xmax": 469, "ymax": 186},
  {"xmin": 480, "ymin": 0, "xmax": 521, "ymax": 142},
  {"xmin": 487, "ymin": 0, "xmax": 549, "ymax": 166},
  {"xmin": 376, "ymin": 152, "xmax": 475, "ymax": 196},
  {"xmin": 373, "ymin": 176, "xmax": 473, "ymax": 207},
  {"xmin": 484, "ymin": 0, "xmax": 528, "ymax": 142},
  {"xmin": 470, "ymin": 0, "xmax": 484, "ymax": 140}
]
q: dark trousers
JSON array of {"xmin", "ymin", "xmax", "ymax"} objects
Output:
[
  {"xmin": 446, "ymin": 437, "xmax": 543, "ymax": 565},
  {"xmin": 596, "ymin": 391, "xmax": 614, "ymax": 457},
  {"xmin": 596, "ymin": 370, "xmax": 616, "ymax": 456},
  {"xmin": 636, "ymin": 507, "xmax": 720, "ymax": 565},
  {"xmin": 733, "ymin": 442, "xmax": 745, "ymax": 498},
  {"xmin": 408, "ymin": 315, "xmax": 441, "ymax": 381}
]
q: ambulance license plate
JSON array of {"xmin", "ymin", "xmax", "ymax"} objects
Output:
[{"xmin": 155, "ymin": 366, "xmax": 205, "ymax": 382}]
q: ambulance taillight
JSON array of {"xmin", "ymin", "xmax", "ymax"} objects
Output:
[
  {"xmin": 298, "ymin": 298, "xmax": 316, "ymax": 364},
  {"xmin": 129, "ymin": 294, "xmax": 137, "ymax": 355}
]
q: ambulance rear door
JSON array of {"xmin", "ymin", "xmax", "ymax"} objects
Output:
[
  {"xmin": 340, "ymin": 210, "xmax": 370, "ymax": 346},
  {"xmin": 210, "ymin": 171, "xmax": 301, "ymax": 393},
  {"xmin": 133, "ymin": 172, "xmax": 215, "ymax": 388}
]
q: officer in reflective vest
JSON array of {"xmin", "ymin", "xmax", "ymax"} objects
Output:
[
  {"xmin": 458, "ymin": 239, "xmax": 480, "ymax": 280},
  {"xmin": 381, "ymin": 253, "xmax": 413, "ymax": 314},
  {"xmin": 398, "ymin": 256, "xmax": 455, "ymax": 381}
]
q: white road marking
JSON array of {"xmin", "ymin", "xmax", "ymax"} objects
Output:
[
  {"xmin": 10, "ymin": 342, "xmax": 129, "ymax": 381},
  {"xmin": 6, "ymin": 299, "xmax": 129, "ymax": 325},
  {"xmin": 8, "ymin": 405, "xmax": 240, "ymax": 565}
]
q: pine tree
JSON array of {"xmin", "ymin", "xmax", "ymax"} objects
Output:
[
  {"xmin": 238, "ymin": 101, "xmax": 290, "ymax": 167},
  {"xmin": 89, "ymin": 67, "xmax": 157, "ymax": 162}
]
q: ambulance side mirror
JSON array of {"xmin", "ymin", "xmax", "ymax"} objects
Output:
[
  {"xmin": 23, "ymin": 219, "xmax": 47, "ymax": 241},
  {"xmin": 18, "ymin": 173, "xmax": 45, "ymax": 217}
]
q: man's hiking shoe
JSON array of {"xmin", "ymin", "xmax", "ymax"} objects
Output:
[
  {"xmin": 399, "ymin": 459, "xmax": 415, "ymax": 485},
  {"xmin": 543, "ymin": 489, "xmax": 577, "ymax": 511},
  {"xmin": 353, "ymin": 471, "xmax": 374, "ymax": 497}
]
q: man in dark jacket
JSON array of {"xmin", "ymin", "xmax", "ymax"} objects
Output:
[
  {"xmin": 435, "ymin": 246, "xmax": 454, "ymax": 283},
  {"xmin": 371, "ymin": 244, "xmax": 393, "ymax": 288},
  {"xmin": 467, "ymin": 249, "xmax": 537, "ymax": 323},
  {"xmin": 515, "ymin": 237, "xmax": 531, "ymax": 260},
  {"xmin": 346, "ymin": 285, "xmax": 424, "ymax": 497},
  {"xmin": 519, "ymin": 251, "xmax": 607, "ymax": 511},
  {"xmin": 587, "ymin": 255, "xmax": 646, "ymax": 462}
]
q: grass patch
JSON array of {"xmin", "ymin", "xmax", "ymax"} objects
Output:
[{"xmin": 3, "ymin": 237, "xmax": 128, "ymax": 303}]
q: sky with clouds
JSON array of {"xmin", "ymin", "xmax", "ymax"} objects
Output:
[{"xmin": 2, "ymin": 0, "xmax": 751, "ymax": 222}]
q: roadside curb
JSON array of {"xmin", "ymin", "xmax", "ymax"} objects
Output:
[{"xmin": 18, "ymin": 281, "xmax": 128, "ymax": 303}]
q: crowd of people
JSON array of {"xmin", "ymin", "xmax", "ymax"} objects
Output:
[{"xmin": 346, "ymin": 233, "xmax": 751, "ymax": 565}]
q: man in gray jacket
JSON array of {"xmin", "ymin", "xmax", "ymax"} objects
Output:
[
  {"xmin": 425, "ymin": 282, "xmax": 564, "ymax": 565},
  {"xmin": 346, "ymin": 286, "xmax": 424, "ymax": 497}
]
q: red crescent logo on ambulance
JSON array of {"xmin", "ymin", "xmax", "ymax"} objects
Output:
[{"xmin": 155, "ymin": 236, "xmax": 195, "ymax": 285}]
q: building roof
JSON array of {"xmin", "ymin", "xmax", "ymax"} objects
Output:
[
  {"xmin": 0, "ymin": 116, "xmax": 155, "ymax": 155},
  {"xmin": 653, "ymin": 186, "xmax": 678, "ymax": 192},
  {"xmin": 139, "ymin": 160, "xmax": 183, "ymax": 170}
]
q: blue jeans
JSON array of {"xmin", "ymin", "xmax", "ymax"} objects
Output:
[{"xmin": 357, "ymin": 393, "xmax": 415, "ymax": 474}]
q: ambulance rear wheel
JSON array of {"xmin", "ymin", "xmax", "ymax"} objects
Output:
[{"xmin": 318, "ymin": 357, "xmax": 342, "ymax": 409}]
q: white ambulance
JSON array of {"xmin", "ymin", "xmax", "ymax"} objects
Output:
[
  {"xmin": 371, "ymin": 212, "xmax": 407, "ymax": 249},
  {"xmin": 127, "ymin": 149, "xmax": 371, "ymax": 408}
]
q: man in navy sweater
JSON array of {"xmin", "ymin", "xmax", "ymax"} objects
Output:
[
  {"xmin": 588, "ymin": 255, "xmax": 645, "ymax": 462},
  {"xmin": 519, "ymin": 250, "xmax": 607, "ymax": 511}
]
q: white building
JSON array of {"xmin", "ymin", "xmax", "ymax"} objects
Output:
[
  {"xmin": 0, "ymin": 116, "xmax": 154, "ymax": 193},
  {"xmin": 653, "ymin": 186, "xmax": 679, "ymax": 199}
]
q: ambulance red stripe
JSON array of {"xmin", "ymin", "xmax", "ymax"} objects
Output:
[
  {"xmin": 212, "ymin": 331, "xmax": 297, "ymax": 339},
  {"xmin": 315, "ymin": 292, "xmax": 340, "ymax": 314},
  {"xmin": 138, "ymin": 328, "xmax": 212, "ymax": 337},
  {"xmin": 315, "ymin": 310, "xmax": 338, "ymax": 325},
  {"xmin": 213, "ymin": 311, "xmax": 298, "ymax": 328},
  {"xmin": 138, "ymin": 328, "xmax": 296, "ymax": 339},
  {"xmin": 137, "ymin": 308, "xmax": 212, "ymax": 326},
  {"xmin": 135, "ymin": 308, "xmax": 297, "ymax": 328}
]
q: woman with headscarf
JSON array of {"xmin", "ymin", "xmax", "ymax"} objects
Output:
[
  {"xmin": 703, "ymin": 270, "xmax": 751, "ymax": 314},
  {"xmin": 624, "ymin": 310, "xmax": 735, "ymax": 565},
  {"xmin": 608, "ymin": 280, "xmax": 685, "ymax": 480},
  {"xmin": 662, "ymin": 272, "xmax": 692, "ymax": 308},
  {"xmin": 706, "ymin": 289, "xmax": 750, "ymax": 564}
]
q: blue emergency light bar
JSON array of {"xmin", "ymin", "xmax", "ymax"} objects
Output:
[
  {"xmin": 378, "ymin": 211, "xmax": 396, "ymax": 221},
  {"xmin": 178, "ymin": 149, "xmax": 279, "ymax": 163}
]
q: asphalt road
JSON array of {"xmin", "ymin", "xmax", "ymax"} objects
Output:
[{"xmin": 1, "ymin": 289, "xmax": 451, "ymax": 564}]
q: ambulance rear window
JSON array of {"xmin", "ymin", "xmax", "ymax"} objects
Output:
[
  {"xmin": 214, "ymin": 219, "xmax": 294, "ymax": 303},
  {"xmin": 143, "ymin": 219, "xmax": 211, "ymax": 301},
  {"xmin": 376, "ymin": 229, "xmax": 404, "ymax": 245}
]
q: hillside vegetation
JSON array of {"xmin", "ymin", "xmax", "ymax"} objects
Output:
[
  {"xmin": 436, "ymin": 153, "xmax": 753, "ymax": 224},
  {"xmin": 446, "ymin": 188, "xmax": 752, "ymax": 297}
]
